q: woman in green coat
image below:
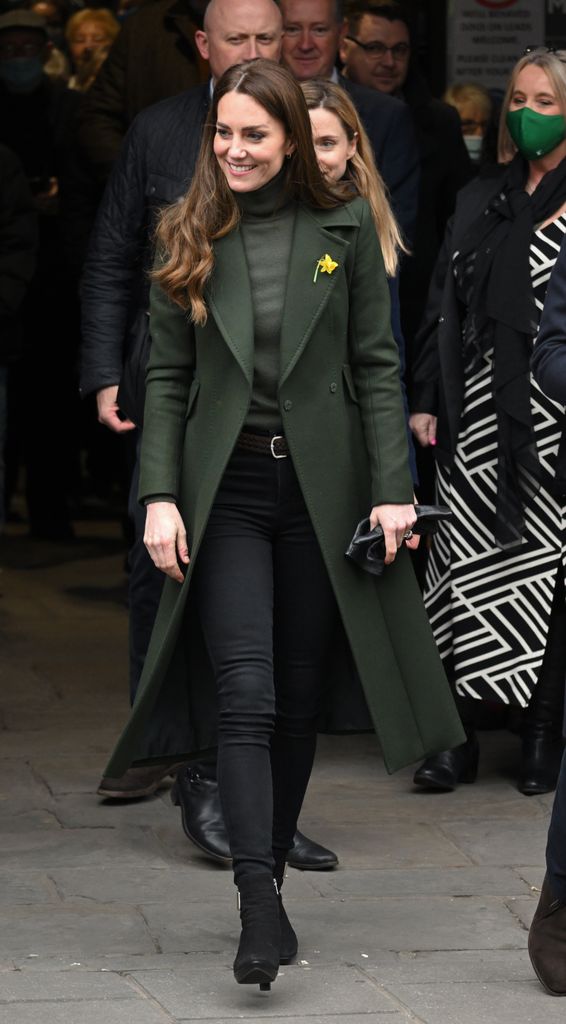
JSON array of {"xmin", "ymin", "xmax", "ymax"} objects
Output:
[{"xmin": 107, "ymin": 59, "xmax": 464, "ymax": 990}]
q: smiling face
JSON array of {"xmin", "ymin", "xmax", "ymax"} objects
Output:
[
  {"xmin": 281, "ymin": 0, "xmax": 342, "ymax": 81},
  {"xmin": 509, "ymin": 63, "xmax": 563, "ymax": 119},
  {"xmin": 308, "ymin": 106, "xmax": 356, "ymax": 181},
  {"xmin": 213, "ymin": 90, "xmax": 294, "ymax": 192}
]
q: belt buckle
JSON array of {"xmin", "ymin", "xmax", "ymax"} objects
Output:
[{"xmin": 270, "ymin": 435, "xmax": 287, "ymax": 459}]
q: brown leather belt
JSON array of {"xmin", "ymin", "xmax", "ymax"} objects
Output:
[{"xmin": 236, "ymin": 431, "xmax": 289, "ymax": 458}]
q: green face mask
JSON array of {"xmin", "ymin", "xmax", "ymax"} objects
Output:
[{"xmin": 506, "ymin": 106, "xmax": 566, "ymax": 161}]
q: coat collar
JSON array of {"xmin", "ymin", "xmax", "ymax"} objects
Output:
[{"xmin": 204, "ymin": 202, "xmax": 358, "ymax": 386}]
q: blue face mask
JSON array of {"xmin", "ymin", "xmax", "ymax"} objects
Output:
[{"xmin": 0, "ymin": 56, "xmax": 44, "ymax": 94}]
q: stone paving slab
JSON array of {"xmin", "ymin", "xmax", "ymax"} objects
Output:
[
  {"xmin": 0, "ymin": 1000, "xmax": 175, "ymax": 1024},
  {"xmin": 29, "ymin": 756, "xmax": 125, "ymax": 796},
  {"xmin": 300, "ymin": 780, "xmax": 547, "ymax": 824},
  {"xmin": 0, "ymin": 970, "xmax": 136, "ymax": 1001},
  {"xmin": 0, "ymin": 828, "xmax": 168, "ymax": 869},
  {"xmin": 364, "ymin": 948, "xmax": 533, "ymax": 985},
  {"xmin": 437, "ymin": 820, "xmax": 548, "ymax": 867},
  {"xmin": 288, "ymin": 896, "xmax": 526, "ymax": 956},
  {"xmin": 0, "ymin": 904, "xmax": 156, "ymax": 959},
  {"xmin": 304, "ymin": 866, "xmax": 531, "ymax": 899},
  {"xmin": 0, "ymin": 871, "xmax": 55, "ymax": 906},
  {"xmin": 130, "ymin": 963, "xmax": 401, "ymax": 1018},
  {"xmin": 51, "ymin": 792, "xmax": 177, "ymax": 830},
  {"xmin": 382, "ymin": 980, "xmax": 564, "ymax": 1024}
]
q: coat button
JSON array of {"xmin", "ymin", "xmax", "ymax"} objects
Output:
[
  {"xmin": 329, "ymin": 382, "xmax": 337, "ymax": 393},
  {"xmin": 283, "ymin": 400, "xmax": 293, "ymax": 411}
]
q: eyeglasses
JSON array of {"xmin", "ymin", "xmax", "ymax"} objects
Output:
[
  {"xmin": 344, "ymin": 36, "xmax": 410, "ymax": 60},
  {"xmin": 522, "ymin": 45, "xmax": 566, "ymax": 62}
]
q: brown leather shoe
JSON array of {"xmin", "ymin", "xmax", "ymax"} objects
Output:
[
  {"xmin": 528, "ymin": 873, "xmax": 566, "ymax": 995},
  {"xmin": 97, "ymin": 762, "xmax": 184, "ymax": 799}
]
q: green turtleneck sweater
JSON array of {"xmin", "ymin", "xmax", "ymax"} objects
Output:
[{"xmin": 237, "ymin": 169, "xmax": 296, "ymax": 433}]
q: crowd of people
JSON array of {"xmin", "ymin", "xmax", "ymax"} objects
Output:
[{"xmin": 3, "ymin": 0, "xmax": 566, "ymax": 1000}]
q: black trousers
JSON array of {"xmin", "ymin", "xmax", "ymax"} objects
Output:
[{"xmin": 191, "ymin": 448, "xmax": 338, "ymax": 883}]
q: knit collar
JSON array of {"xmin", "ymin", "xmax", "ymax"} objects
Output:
[{"xmin": 235, "ymin": 166, "xmax": 292, "ymax": 220}]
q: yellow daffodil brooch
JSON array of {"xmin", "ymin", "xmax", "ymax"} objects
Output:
[{"xmin": 313, "ymin": 253, "xmax": 339, "ymax": 283}]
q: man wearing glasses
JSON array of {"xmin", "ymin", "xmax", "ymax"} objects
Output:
[
  {"xmin": 339, "ymin": 3, "xmax": 472, "ymax": 418},
  {"xmin": 280, "ymin": 0, "xmax": 419, "ymax": 245}
]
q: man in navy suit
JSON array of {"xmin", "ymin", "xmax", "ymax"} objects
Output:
[
  {"xmin": 529, "ymin": 238, "xmax": 566, "ymax": 997},
  {"xmin": 279, "ymin": 0, "xmax": 419, "ymax": 245}
]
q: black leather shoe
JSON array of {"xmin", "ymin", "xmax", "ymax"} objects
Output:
[
  {"xmin": 171, "ymin": 766, "xmax": 231, "ymax": 863},
  {"xmin": 518, "ymin": 737, "xmax": 563, "ymax": 795},
  {"xmin": 529, "ymin": 873, "xmax": 566, "ymax": 995},
  {"xmin": 413, "ymin": 733, "xmax": 479, "ymax": 791},
  {"xmin": 287, "ymin": 829, "xmax": 338, "ymax": 870}
]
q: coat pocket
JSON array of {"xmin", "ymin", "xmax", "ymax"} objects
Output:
[
  {"xmin": 342, "ymin": 364, "xmax": 359, "ymax": 404},
  {"xmin": 185, "ymin": 378, "xmax": 200, "ymax": 419}
]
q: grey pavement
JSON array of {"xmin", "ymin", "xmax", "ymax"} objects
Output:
[{"xmin": 0, "ymin": 520, "xmax": 561, "ymax": 1023}]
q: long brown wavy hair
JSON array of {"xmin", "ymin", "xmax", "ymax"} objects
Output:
[
  {"xmin": 153, "ymin": 59, "xmax": 347, "ymax": 324},
  {"xmin": 301, "ymin": 78, "xmax": 407, "ymax": 276}
]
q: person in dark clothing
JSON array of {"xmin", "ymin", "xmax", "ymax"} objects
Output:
[
  {"xmin": 339, "ymin": 1, "xmax": 473, "ymax": 364},
  {"xmin": 529, "ymin": 236, "xmax": 566, "ymax": 998},
  {"xmin": 409, "ymin": 50, "xmax": 566, "ymax": 795},
  {"xmin": 77, "ymin": 0, "xmax": 210, "ymax": 181},
  {"xmin": 339, "ymin": 1, "xmax": 473, "ymax": 582},
  {"xmin": 0, "ymin": 9, "xmax": 79, "ymax": 538},
  {"xmin": 0, "ymin": 145, "xmax": 38, "ymax": 527},
  {"xmin": 80, "ymin": 0, "xmax": 338, "ymax": 873},
  {"xmin": 279, "ymin": 0, "xmax": 420, "ymax": 246}
]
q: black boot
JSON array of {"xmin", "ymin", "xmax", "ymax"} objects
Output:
[
  {"xmin": 413, "ymin": 732, "xmax": 479, "ymax": 791},
  {"xmin": 519, "ymin": 587, "xmax": 565, "ymax": 796},
  {"xmin": 233, "ymin": 876, "xmax": 281, "ymax": 990},
  {"xmin": 274, "ymin": 858, "xmax": 298, "ymax": 965}
]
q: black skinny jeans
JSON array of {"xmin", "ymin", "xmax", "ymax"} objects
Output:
[{"xmin": 191, "ymin": 447, "xmax": 338, "ymax": 884}]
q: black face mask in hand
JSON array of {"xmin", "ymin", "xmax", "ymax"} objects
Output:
[{"xmin": 345, "ymin": 505, "xmax": 452, "ymax": 576}]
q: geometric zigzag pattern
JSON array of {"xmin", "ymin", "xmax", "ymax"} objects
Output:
[{"xmin": 424, "ymin": 216, "xmax": 566, "ymax": 707}]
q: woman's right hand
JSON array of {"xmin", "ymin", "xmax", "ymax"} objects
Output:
[
  {"xmin": 144, "ymin": 502, "xmax": 190, "ymax": 583},
  {"xmin": 409, "ymin": 413, "xmax": 438, "ymax": 448}
]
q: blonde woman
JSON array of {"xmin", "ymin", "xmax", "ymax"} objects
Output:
[
  {"xmin": 301, "ymin": 78, "xmax": 415, "ymax": 479},
  {"xmin": 65, "ymin": 8, "xmax": 120, "ymax": 91},
  {"xmin": 410, "ymin": 48, "xmax": 566, "ymax": 794}
]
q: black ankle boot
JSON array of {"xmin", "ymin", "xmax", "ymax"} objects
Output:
[
  {"xmin": 519, "ymin": 735, "xmax": 563, "ymax": 795},
  {"xmin": 519, "ymin": 605, "xmax": 565, "ymax": 796},
  {"xmin": 274, "ymin": 864, "xmax": 298, "ymax": 965},
  {"xmin": 413, "ymin": 732, "xmax": 479, "ymax": 791},
  {"xmin": 233, "ymin": 876, "xmax": 281, "ymax": 990}
]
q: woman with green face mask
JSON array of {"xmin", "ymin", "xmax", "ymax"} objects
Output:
[{"xmin": 408, "ymin": 48, "xmax": 566, "ymax": 797}]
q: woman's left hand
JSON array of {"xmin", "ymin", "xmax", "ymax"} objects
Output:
[{"xmin": 370, "ymin": 503, "xmax": 419, "ymax": 565}]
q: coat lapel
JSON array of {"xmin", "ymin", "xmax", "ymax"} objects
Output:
[
  {"xmin": 280, "ymin": 205, "xmax": 354, "ymax": 385},
  {"xmin": 205, "ymin": 228, "xmax": 254, "ymax": 385}
]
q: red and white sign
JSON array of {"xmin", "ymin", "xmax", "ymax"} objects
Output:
[{"xmin": 447, "ymin": 0, "xmax": 545, "ymax": 90}]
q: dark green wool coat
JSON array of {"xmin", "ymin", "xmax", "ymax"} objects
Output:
[{"xmin": 105, "ymin": 196, "xmax": 464, "ymax": 778}]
